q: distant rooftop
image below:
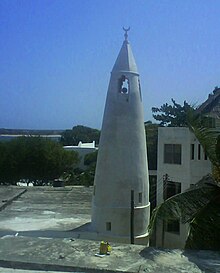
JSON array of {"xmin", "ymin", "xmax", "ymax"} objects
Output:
[
  {"xmin": 64, "ymin": 141, "xmax": 97, "ymax": 149},
  {"xmin": 197, "ymin": 87, "xmax": 220, "ymax": 117}
]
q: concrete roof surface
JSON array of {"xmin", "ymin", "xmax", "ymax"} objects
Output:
[
  {"xmin": 0, "ymin": 236, "xmax": 220, "ymax": 273},
  {"xmin": 0, "ymin": 186, "xmax": 219, "ymax": 273},
  {"xmin": 0, "ymin": 267, "xmax": 76, "ymax": 273}
]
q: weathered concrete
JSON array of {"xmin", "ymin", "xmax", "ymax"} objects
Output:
[
  {"xmin": 0, "ymin": 186, "xmax": 220, "ymax": 272},
  {"xmin": 0, "ymin": 268, "xmax": 76, "ymax": 273},
  {"xmin": 92, "ymin": 33, "xmax": 150, "ymax": 244},
  {"xmin": 0, "ymin": 186, "xmax": 27, "ymax": 212},
  {"xmin": 0, "ymin": 236, "xmax": 220, "ymax": 272},
  {"xmin": 0, "ymin": 186, "xmax": 92, "ymax": 233}
]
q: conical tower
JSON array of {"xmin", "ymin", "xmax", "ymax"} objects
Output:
[{"xmin": 91, "ymin": 29, "xmax": 150, "ymax": 244}]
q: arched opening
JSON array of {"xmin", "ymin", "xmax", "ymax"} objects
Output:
[{"xmin": 118, "ymin": 75, "xmax": 129, "ymax": 94}]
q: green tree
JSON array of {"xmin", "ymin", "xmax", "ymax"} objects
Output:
[
  {"xmin": 60, "ymin": 125, "xmax": 100, "ymax": 146},
  {"xmin": 0, "ymin": 137, "xmax": 79, "ymax": 185},
  {"xmin": 77, "ymin": 150, "xmax": 98, "ymax": 187},
  {"xmin": 64, "ymin": 150, "xmax": 98, "ymax": 186},
  {"xmin": 148, "ymin": 117, "xmax": 220, "ymax": 250},
  {"xmin": 152, "ymin": 99, "xmax": 193, "ymax": 127},
  {"xmin": 84, "ymin": 150, "xmax": 98, "ymax": 167},
  {"xmin": 0, "ymin": 141, "xmax": 18, "ymax": 184}
]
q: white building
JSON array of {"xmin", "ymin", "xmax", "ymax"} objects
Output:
[
  {"xmin": 155, "ymin": 127, "xmax": 212, "ymax": 248},
  {"xmin": 155, "ymin": 88, "xmax": 220, "ymax": 248},
  {"xmin": 91, "ymin": 30, "xmax": 150, "ymax": 244},
  {"xmin": 64, "ymin": 141, "xmax": 97, "ymax": 170}
]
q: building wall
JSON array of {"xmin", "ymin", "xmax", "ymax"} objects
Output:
[
  {"xmin": 215, "ymin": 118, "xmax": 220, "ymax": 129},
  {"xmin": 64, "ymin": 142, "xmax": 97, "ymax": 170},
  {"xmin": 156, "ymin": 127, "xmax": 212, "ymax": 249}
]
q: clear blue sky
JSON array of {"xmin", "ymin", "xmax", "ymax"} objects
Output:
[{"xmin": 1, "ymin": 0, "xmax": 220, "ymax": 130}]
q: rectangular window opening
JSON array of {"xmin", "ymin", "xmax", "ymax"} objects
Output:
[
  {"xmin": 106, "ymin": 222, "xmax": 111, "ymax": 231},
  {"xmin": 191, "ymin": 144, "xmax": 195, "ymax": 160},
  {"xmin": 165, "ymin": 220, "xmax": 180, "ymax": 234},
  {"xmin": 163, "ymin": 180, "xmax": 181, "ymax": 200},
  {"xmin": 198, "ymin": 144, "xmax": 201, "ymax": 160},
  {"xmin": 138, "ymin": 192, "xmax": 142, "ymax": 203},
  {"xmin": 118, "ymin": 75, "xmax": 129, "ymax": 94},
  {"xmin": 164, "ymin": 144, "xmax": 181, "ymax": 164},
  {"xmin": 203, "ymin": 117, "xmax": 216, "ymax": 128},
  {"xmin": 93, "ymin": 185, "xmax": 96, "ymax": 195}
]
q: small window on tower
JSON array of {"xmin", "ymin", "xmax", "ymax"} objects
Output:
[
  {"xmin": 106, "ymin": 222, "xmax": 111, "ymax": 231},
  {"xmin": 118, "ymin": 75, "xmax": 129, "ymax": 94},
  {"xmin": 138, "ymin": 192, "xmax": 142, "ymax": 203}
]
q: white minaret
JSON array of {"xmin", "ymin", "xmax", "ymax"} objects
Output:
[{"xmin": 91, "ymin": 29, "xmax": 150, "ymax": 244}]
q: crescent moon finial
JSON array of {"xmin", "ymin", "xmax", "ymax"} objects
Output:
[{"xmin": 123, "ymin": 26, "xmax": 130, "ymax": 41}]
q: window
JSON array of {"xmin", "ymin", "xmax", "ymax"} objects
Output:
[
  {"xmin": 93, "ymin": 185, "xmax": 96, "ymax": 195},
  {"xmin": 202, "ymin": 117, "xmax": 216, "ymax": 128},
  {"xmin": 118, "ymin": 75, "xmax": 129, "ymax": 94},
  {"xmin": 138, "ymin": 192, "xmax": 142, "ymax": 203},
  {"xmin": 149, "ymin": 175, "xmax": 157, "ymax": 211},
  {"xmin": 198, "ymin": 144, "xmax": 201, "ymax": 160},
  {"xmin": 164, "ymin": 144, "xmax": 181, "ymax": 164},
  {"xmin": 106, "ymin": 222, "xmax": 111, "ymax": 231},
  {"xmin": 165, "ymin": 220, "xmax": 180, "ymax": 234},
  {"xmin": 163, "ymin": 180, "xmax": 181, "ymax": 200},
  {"xmin": 191, "ymin": 144, "xmax": 195, "ymax": 160}
]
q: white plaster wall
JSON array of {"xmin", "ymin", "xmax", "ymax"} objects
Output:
[
  {"xmin": 156, "ymin": 127, "xmax": 212, "ymax": 248},
  {"xmin": 189, "ymin": 133, "xmax": 212, "ymax": 184},
  {"xmin": 92, "ymin": 69, "xmax": 150, "ymax": 242},
  {"xmin": 157, "ymin": 127, "xmax": 191, "ymax": 205},
  {"xmin": 64, "ymin": 146, "xmax": 97, "ymax": 170}
]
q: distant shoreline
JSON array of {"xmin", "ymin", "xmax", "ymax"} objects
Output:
[{"xmin": 0, "ymin": 128, "xmax": 64, "ymax": 135}]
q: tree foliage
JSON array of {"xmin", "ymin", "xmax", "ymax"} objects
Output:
[
  {"xmin": 60, "ymin": 125, "xmax": 100, "ymax": 146},
  {"xmin": 76, "ymin": 150, "xmax": 98, "ymax": 187},
  {"xmin": 0, "ymin": 137, "xmax": 79, "ymax": 185},
  {"xmin": 84, "ymin": 150, "xmax": 98, "ymax": 167},
  {"xmin": 152, "ymin": 99, "xmax": 193, "ymax": 127}
]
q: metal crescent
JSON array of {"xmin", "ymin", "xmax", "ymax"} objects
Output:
[{"xmin": 123, "ymin": 27, "xmax": 130, "ymax": 32}]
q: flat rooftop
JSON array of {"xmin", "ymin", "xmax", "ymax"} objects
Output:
[
  {"xmin": 0, "ymin": 186, "xmax": 219, "ymax": 273},
  {"xmin": 0, "ymin": 186, "xmax": 92, "ymax": 236}
]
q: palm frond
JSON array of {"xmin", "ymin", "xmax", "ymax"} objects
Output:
[
  {"xmin": 148, "ymin": 175, "xmax": 219, "ymax": 236},
  {"xmin": 185, "ymin": 199, "xmax": 220, "ymax": 250}
]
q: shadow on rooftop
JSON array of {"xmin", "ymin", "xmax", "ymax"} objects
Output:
[
  {"xmin": 0, "ymin": 222, "xmax": 91, "ymax": 239},
  {"xmin": 183, "ymin": 249, "xmax": 220, "ymax": 273},
  {"xmin": 139, "ymin": 247, "xmax": 220, "ymax": 273},
  {"xmin": 69, "ymin": 221, "xmax": 92, "ymax": 232}
]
